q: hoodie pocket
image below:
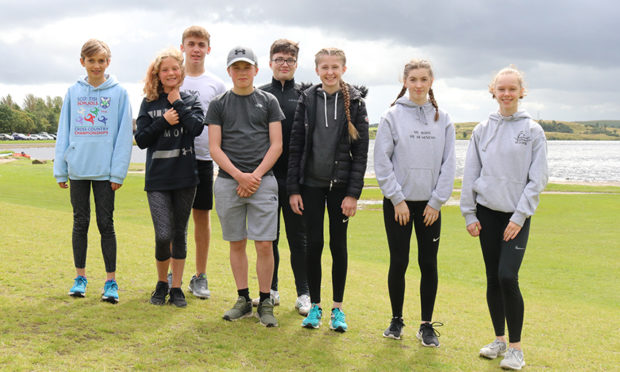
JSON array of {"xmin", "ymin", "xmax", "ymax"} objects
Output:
[
  {"xmin": 398, "ymin": 167, "xmax": 433, "ymax": 200},
  {"xmin": 66, "ymin": 140, "xmax": 113, "ymax": 179},
  {"xmin": 473, "ymin": 176, "xmax": 525, "ymax": 211}
]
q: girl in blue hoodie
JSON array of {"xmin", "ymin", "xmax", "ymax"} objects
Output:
[
  {"xmin": 374, "ymin": 59, "xmax": 456, "ymax": 346},
  {"xmin": 54, "ymin": 39, "xmax": 133, "ymax": 304},
  {"xmin": 135, "ymin": 48, "xmax": 204, "ymax": 308},
  {"xmin": 460, "ymin": 67, "xmax": 548, "ymax": 370}
]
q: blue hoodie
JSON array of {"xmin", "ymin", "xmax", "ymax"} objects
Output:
[{"xmin": 54, "ymin": 75, "xmax": 133, "ymax": 184}]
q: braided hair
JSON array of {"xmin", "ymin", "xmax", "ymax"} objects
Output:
[
  {"xmin": 315, "ymin": 48, "xmax": 359, "ymax": 140},
  {"xmin": 391, "ymin": 59, "xmax": 439, "ymax": 121}
]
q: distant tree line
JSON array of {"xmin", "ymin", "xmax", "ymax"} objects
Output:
[
  {"xmin": 584, "ymin": 122, "xmax": 619, "ymax": 137},
  {"xmin": 539, "ymin": 120, "xmax": 573, "ymax": 133},
  {"xmin": 0, "ymin": 94, "xmax": 63, "ymax": 134}
]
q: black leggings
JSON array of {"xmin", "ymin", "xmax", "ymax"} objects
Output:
[
  {"xmin": 383, "ymin": 199, "xmax": 440, "ymax": 321},
  {"xmin": 271, "ymin": 177, "xmax": 309, "ymax": 296},
  {"xmin": 147, "ymin": 187, "xmax": 196, "ymax": 261},
  {"xmin": 302, "ymin": 185, "xmax": 349, "ymax": 304},
  {"xmin": 70, "ymin": 180, "xmax": 117, "ymax": 273},
  {"xmin": 477, "ymin": 204, "xmax": 531, "ymax": 343}
]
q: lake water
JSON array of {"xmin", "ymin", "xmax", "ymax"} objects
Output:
[{"xmin": 8, "ymin": 140, "xmax": 620, "ymax": 183}]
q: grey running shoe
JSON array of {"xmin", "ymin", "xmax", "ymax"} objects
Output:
[
  {"xmin": 383, "ymin": 317, "xmax": 405, "ymax": 340},
  {"xmin": 188, "ymin": 273, "xmax": 210, "ymax": 299},
  {"xmin": 500, "ymin": 348, "xmax": 525, "ymax": 370},
  {"xmin": 295, "ymin": 294, "xmax": 311, "ymax": 316},
  {"xmin": 480, "ymin": 339, "xmax": 508, "ymax": 359},
  {"xmin": 222, "ymin": 296, "xmax": 252, "ymax": 321},
  {"xmin": 416, "ymin": 322, "xmax": 443, "ymax": 347},
  {"xmin": 168, "ymin": 287, "xmax": 187, "ymax": 308},
  {"xmin": 150, "ymin": 281, "xmax": 169, "ymax": 305},
  {"xmin": 256, "ymin": 298, "xmax": 278, "ymax": 327}
]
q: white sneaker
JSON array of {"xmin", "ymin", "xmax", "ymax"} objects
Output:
[
  {"xmin": 295, "ymin": 294, "xmax": 311, "ymax": 315},
  {"xmin": 480, "ymin": 339, "xmax": 507, "ymax": 359},
  {"xmin": 499, "ymin": 348, "xmax": 525, "ymax": 370},
  {"xmin": 251, "ymin": 289, "xmax": 280, "ymax": 307}
]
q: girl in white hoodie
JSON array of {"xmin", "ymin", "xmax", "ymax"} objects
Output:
[
  {"xmin": 460, "ymin": 67, "xmax": 548, "ymax": 370},
  {"xmin": 374, "ymin": 59, "xmax": 456, "ymax": 346}
]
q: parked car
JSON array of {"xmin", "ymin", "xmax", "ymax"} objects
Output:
[
  {"xmin": 12, "ymin": 133, "xmax": 30, "ymax": 140},
  {"xmin": 37, "ymin": 133, "xmax": 54, "ymax": 140},
  {"xmin": 30, "ymin": 134, "xmax": 43, "ymax": 140},
  {"xmin": 0, "ymin": 133, "xmax": 13, "ymax": 141}
]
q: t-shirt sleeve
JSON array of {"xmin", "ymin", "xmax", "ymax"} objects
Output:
[
  {"xmin": 267, "ymin": 95, "xmax": 286, "ymax": 122},
  {"xmin": 205, "ymin": 97, "xmax": 223, "ymax": 126}
]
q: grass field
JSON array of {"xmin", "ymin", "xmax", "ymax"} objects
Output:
[{"xmin": 0, "ymin": 159, "xmax": 619, "ymax": 371}]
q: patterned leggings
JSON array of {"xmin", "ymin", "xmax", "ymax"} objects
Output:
[{"xmin": 147, "ymin": 187, "xmax": 196, "ymax": 261}]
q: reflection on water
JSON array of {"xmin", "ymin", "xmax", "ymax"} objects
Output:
[{"xmin": 7, "ymin": 140, "xmax": 620, "ymax": 183}]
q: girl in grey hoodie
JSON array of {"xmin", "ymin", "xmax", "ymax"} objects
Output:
[
  {"xmin": 460, "ymin": 66, "xmax": 548, "ymax": 370},
  {"xmin": 374, "ymin": 59, "xmax": 456, "ymax": 346}
]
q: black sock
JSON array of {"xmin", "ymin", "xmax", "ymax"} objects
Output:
[
  {"xmin": 238, "ymin": 288, "xmax": 250, "ymax": 302},
  {"xmin": 259, "ymin": 291, "xmax": 270, "ymax": 302}
]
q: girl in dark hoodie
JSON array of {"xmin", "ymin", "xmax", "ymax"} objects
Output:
[
  {"xmin": 135, "ymin": 48, "xmax": 204, "ymax": 308},
  {"xmin": 288, "ymin": 47, "xmax": 369, "ymax": 332}
]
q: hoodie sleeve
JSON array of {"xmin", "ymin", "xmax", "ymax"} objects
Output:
[
  {"xmin": 135, "ymin": 98, "xmax": 170, "ymax": 149},
  {"xmin": 109, "ymin": 88, "xmax": 133, "ymax": 184},
  {"xmin": 428, "ymin": 114, "xmax": 456, "ymax": 210},
  {"xmin": 510, "ymin": 125, "xmax": 548, "ymax": 226},
  {"xmin": 460, "ymin": 126, "xmax": 483, "ymax": 226},
  {"xmin": 346, "ymin": 97, "xmax": 369, "ymax": 199},
  {"xmin": 174, "ymin": 95, "xmax": 204, "ymax": 137},
  {"xmin": 374, "ymin": 113, "xmax": 405, "ymax": 206},
  {"xmin": 53, "ymin": 89, "xmax": 72, "ymax": 183},
  {"xmin": 287, "ymin": 93, "xmax": 307, "ymax": 196}
]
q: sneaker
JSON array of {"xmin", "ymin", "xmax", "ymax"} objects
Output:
[
  {"xmin": 329, "ymin": 308, "xmax": 348, "ymax": 332},
  {"xmin": 416, "ymin": 322, "xmax": 443, "ymax": 347},
  {"xmin": 499, "ymin": 348, "xmax": 526, "ymax": 370},
  {"xmin": 256, "ymin": 298, "xmax": 278, "ymax": 327},
  {"xmin": 188, "ymin": 273, "xmax": 210, "ymax": 299},
  {"xmin": 480, "ymin": 339, "xmax": 508, "ymax": 359},
  {"xmin": 101, "ymin": 280, "xmax": 119, "ymax": 304},
  {"xmin": 295, "ymin": 294, "xmax": 311, "ymax": 316},
  {"xmin": 383, "ymin": 317, "xmax": 405, "ymax": 340},
  {"xmin": 69, "ymin": 275, "xmax": 87, "ymax": 297},
  {"xmin": 252, "ymin": 289, "xmax": 280, "ymax": 307},
  {"xmin": 223, "ymin": 296, "xmax": 252, "ymax": 321},
  {"xmin": 168, "ymin": 287, "xmax": 187, "ymax": 307},
  {"xmin": 150, "ymin": 281, "xmax": 169, "ymax": 305},
  {"xmin": 301, "ymin": 304, "xmax": 322, "ymax": 329}
]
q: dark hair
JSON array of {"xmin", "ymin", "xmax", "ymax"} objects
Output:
[
  {"xmin": 269, "ymin": 39, "xmax": 299, "ymax": 59},
  {"xmin": 391, "ymin": 59, "xmax": 439, "ymax": 121}
]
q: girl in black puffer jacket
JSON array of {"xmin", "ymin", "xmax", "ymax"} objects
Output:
[{"xmin": 287, "ymin": 47, "xmax": 369, "ymax": 333}]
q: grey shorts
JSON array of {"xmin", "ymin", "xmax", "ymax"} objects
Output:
[{"xmin": 214, "ymin": 175, "xmax": 278, "ymax": 242}]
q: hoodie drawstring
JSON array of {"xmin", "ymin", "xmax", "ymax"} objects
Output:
[
  {"xmin": 322, "ymin": 90, "xmax": 339, "ymax": 128},
  {"xmin": 482, "ymin": 116, "xmax": 503, "ymax": 151}
]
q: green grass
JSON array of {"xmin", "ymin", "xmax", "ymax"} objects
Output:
[{"xmin": 1, "ymin": 159, "xmax": 619, "ymax": 371}]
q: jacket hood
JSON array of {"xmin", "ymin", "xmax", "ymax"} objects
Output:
[
  {"xmin": 77, "ymin": 74, "xmax": 119, "ymax": 90},
  {"xmin": 488, "ymin": 110, "xmax": 532, "ymax": 123},
  {"xmin": 481, "ymin": 110, "xmax": 533, "ymax": 151},
  {"xmin": 394, "ymin": 96, "xmax": 435, "ymax": 125},
  {"xmin": 395, "ymin": 96, "xmax": 434, "ymax": 109}
]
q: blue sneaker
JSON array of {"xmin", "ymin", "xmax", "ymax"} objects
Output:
[
  {"xmin": 101, "ymin": 280, "xmax": 119, "ymax": 304},
  {"xmin": 329, "ymin": 308, "xmax": 348, "ymax": 332},
  {"xmin": 69, "ymin": 275, "xmax": 87, "ymax": 297},
  {"xmin": 302, "ymin": 304, "xmax": 322, "ymax": 329}
]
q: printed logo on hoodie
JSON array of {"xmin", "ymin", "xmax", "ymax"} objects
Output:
[
  {"xmin": 74, "ymin": 96, "xmax": 112, "ymax": 136},
  {"xmin": 514, "ymin": 131, "xmax": 531, "ymax": 145}
]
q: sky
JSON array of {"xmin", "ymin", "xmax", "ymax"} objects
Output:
[{"xmin": 0, "ymin": 0, "xmax": 618, "ymax": 124}]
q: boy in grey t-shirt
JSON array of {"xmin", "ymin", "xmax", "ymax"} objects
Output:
[{"xmin": 207, "ymin": 46, "xmax": 284, "ymax": 327}]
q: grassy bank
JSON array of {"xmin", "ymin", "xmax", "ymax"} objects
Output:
[{"xmin": 0, "ymin": 159, "xmax": 618, "ymax": 371}]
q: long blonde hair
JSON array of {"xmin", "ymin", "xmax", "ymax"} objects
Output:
[
  {"xmin": 315, "ymin": 48, "xmax": 359, "ymax": 141},
  {"xmin": 143, "ymin": 48, "xmax": 185, "ymax": 102}
]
